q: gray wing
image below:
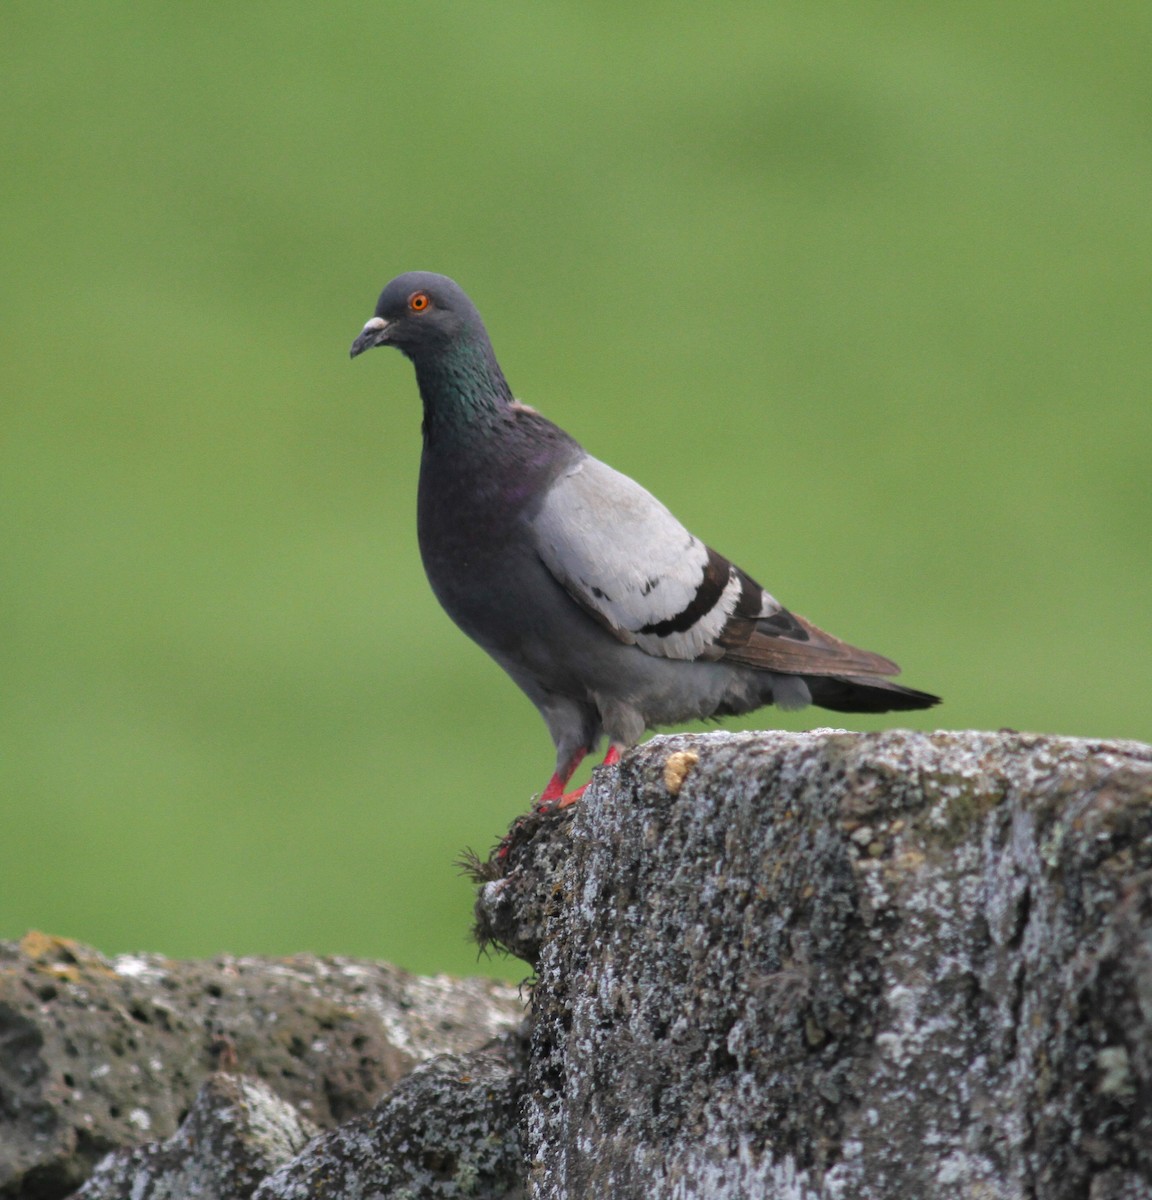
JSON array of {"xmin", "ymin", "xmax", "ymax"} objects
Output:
[
  {"xmin": 530, "ymin": 455, "xmax": 907, "ymax": 678},
  {"xmin": 530, "ymin": 456, "xmax": 784, "ymax": 661}
]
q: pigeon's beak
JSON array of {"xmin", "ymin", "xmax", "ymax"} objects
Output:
[{"xmin": 349, "ymin": 316, "xmax": 392, "ymax": 359}]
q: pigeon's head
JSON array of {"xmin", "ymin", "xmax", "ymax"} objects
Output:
[{"xmin": 349, "ymin": 272, "xmax": 483, "ymax": 362}]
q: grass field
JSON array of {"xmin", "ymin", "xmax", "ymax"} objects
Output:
[{"xmin": 2, "ymin": 4, "xmax": 1149, "ymax": 980}]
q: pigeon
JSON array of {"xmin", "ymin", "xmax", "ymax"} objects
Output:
[{"xmin": 350, "ymin": 272, "xmax": 939, "ymax": 806}]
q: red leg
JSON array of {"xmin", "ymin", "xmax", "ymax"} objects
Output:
[
  {"xmin": 539, "ymin": 744, "xmax": 624, "ymax": 811},
  {"xmin": 539, "ymin": 747, "xmax": 586, "ymax": 806}
]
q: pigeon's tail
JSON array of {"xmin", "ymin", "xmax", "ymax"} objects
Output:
[
  {"xmin": 723, "ymin": 611, "xmax": 940, "ymax": 713},
  {"xmin": 805, "ymin": 675, "xmax": 941, "ymax": 714}
]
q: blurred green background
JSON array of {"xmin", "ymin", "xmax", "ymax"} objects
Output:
[{"xmin": 2, "ymin": 4, "xmax": 1149, "ymax": 982}]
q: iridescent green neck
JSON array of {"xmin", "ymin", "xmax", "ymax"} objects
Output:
[{"xmin": 413, "ymin": 333, "xmax": 514, "ymax": 443}]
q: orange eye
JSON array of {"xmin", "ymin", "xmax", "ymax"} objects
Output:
[{"xmin": 409, "ymin": 292, "xmax": 430, "ymax": 312}]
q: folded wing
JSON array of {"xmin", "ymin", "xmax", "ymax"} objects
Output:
[{"xmin": 530, "ymin": 456, "xmax": 904, "ymax": 679}]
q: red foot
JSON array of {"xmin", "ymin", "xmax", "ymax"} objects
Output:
[
  {"xmin": 539, "ymin": 748, "xmax": 586, "ymax": 806},
  {"xmin": 536, "ymin": 745, "xmax": 623, "ymax": 812},
  {"xmin": 551, "ymin": 782, "xmax": 587, "ymax": 810}
]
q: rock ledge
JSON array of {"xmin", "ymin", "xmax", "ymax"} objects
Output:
[{"xmin": 5, "ymin": 728, "xmax": 1151, "ymax": 1200}]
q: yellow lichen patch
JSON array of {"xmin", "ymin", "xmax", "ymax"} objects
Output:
[
  {"xmin": 663, "ymin": 750, "xmax": 700, "ymax": 796},
  {"xmin": 17, "ymin": 930, "xmax": 118, "ymax": 980},
  {"xmin": 19, "ymin": 930, "xmax": 82, "ymax": 963},
  {"xmin": 893, "ymin": 850, "xmax": 927, "ymax": 873}
]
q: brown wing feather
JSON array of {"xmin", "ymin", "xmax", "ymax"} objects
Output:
[{"xmin": 719, "ymin": 610, "xmax": 902, "ymax": 678}]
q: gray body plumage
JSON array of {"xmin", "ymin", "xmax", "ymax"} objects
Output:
[
  {"xmin": 419, "ymin": 421, "xmax": 783, "ymax": 772},
  {"xmin": 351, "ymin": 272, "xmax": 938, "ymax": 792}
]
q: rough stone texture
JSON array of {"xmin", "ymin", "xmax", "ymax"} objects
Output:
[
  {"xmin": 253, "ymin": 1037, "xmax": 526, "ymax": 1200},
  {"xmin": 0, "ymin": 934, "xmax": 524, "ymax": 1198},
  {"xmin": 484, "ymin": 729, "xmax": 1152, "ymax": 1200},
  {"xmin": 6, "ymin": 728, "xmax": 1151, "ymax": 1199},
  {"xmin": 472, "ymin": 806, "xmax": 577, "ymax": 965},
  {"xmin": 66, "ymin": 1040, "xmax": 525, "ymax": 1200},
  {"xmin": 71, "ymin": 1073, "xmax": 317, "ymax": 1200}
]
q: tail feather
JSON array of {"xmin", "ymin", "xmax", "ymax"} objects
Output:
[
  {"xmin": 721, "ymin": 604, "xmax": 939, "ymax": 713},
  {"xmin": 722, "ymin": 610, "xmax": 904, "ymax": 679},
  {"xmin": 805, "ymin": 675, "xmax": 941, "ymax": 714}
]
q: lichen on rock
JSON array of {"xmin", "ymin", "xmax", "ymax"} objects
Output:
[
  {"xmin": 5, "ymin": 728, "xmax": 1151, "ymax": 1199},
  {"xmin": 0, "ymin": 935, "xmax": 523, "ymax": 1198},
  {"xmin": 503, "ymin": 730, "xmax": 1152, "ymax": 1199}
]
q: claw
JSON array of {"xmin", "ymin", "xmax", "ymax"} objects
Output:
[{"xmin": 535, "ymin": 744, "xmax": 622, "ymax": 812}]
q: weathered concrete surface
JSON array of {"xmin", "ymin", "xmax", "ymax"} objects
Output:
[
  {"xmin": 477, "ymin": 729, "xmax": 1152, "ymax": 1200},
  {"xmin": 70, "ymin": 1040, "xmax": 525, "ymax": 1200},
  {"xmin": 252, "ymin": 1038, "xmax": 525, "ymax": 1200},
  {"xmin": 71, "ymin": 1073, "xmax": 317, "ymax": 1200},
  {"xmin": 0, "ymin": 934, "xmax": 523, "ymax": 1198},
  {"xmin": 6, "ymin": 729, "xmax": 1151, "ymax": 1199}
]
